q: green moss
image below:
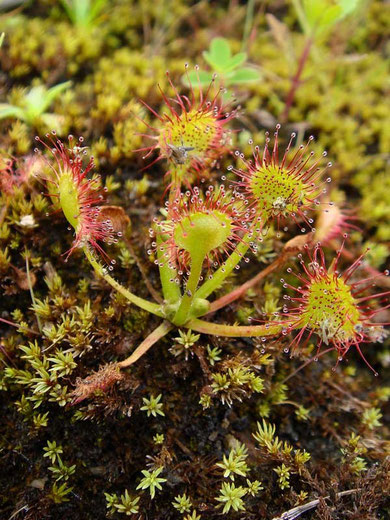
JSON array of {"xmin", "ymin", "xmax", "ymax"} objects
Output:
[{"xmin": 2, "ymin": 15, "xmax": 107, "ymax": 79}]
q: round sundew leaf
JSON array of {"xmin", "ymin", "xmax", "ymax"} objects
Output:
[
  {"xmin": 249, "ymin": 164, "xmax": 308, "ymax": 216},
  {"xmin": 143, "ymin": 71, "xmax": 237, "ymax": 172},
  {"xmin": 173, "ymin": 210, "xmax": 232, "ymax": 259},
  {"xmin": 159, "ymin": 108, "xmax": 218, "ymax": 160},
  {"xmin": 301, "ymin": 274, "xmax": 361, "ymax": 344}
]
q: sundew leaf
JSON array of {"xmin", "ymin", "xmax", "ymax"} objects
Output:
[
  {"xmin": 203, "ymin": 37, "xmax": 232, "ymax": 71},
  {"xmin": 225, "ymin": 67, "xmax": 261, "ymax": 85}
]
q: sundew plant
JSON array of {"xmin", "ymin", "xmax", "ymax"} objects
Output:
[
  {"xmin": 1, "ymin": 1, "xmax": 389, "ymax": 518},
  {"xmin": 33, "ymin": 75, "xmax": 388, "ymax": 396}
]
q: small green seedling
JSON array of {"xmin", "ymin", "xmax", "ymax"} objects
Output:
[
  {"xmin": 282, "ymin": 0, "xmax": 363, "ymax": 121},
  {"xmin": 293, "ymin": 0, "xmax": 363, "ymax": 37},
  {"xmin": 0, "ymin": 82, "xmax": 71, "ymax": 129},
  {"xmin": 185, "ymin": 37, "xmax": 260, "ymax": 87}
]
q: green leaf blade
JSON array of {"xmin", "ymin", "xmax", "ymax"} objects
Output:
[
  {"xmin": 203, "ymin": 37, "xmax": 232, "ymax": 71},
  {"xmin": 222, "ymin": 52, "xmax": 247, "ymax": 73},
  {"xmin": 225, "ymin": 67, "xmax": 261, "ymax": 86},
  {"xmin": 44, "ymin": 81, "xmax": 72, "ymax": 111},
  {"xmin": 182, "ymin": 70, "xmax": 215, "ymax": 88},
  {"xmin": 0, "ymin": 104, "xmax": 24, "ymax": 121}
]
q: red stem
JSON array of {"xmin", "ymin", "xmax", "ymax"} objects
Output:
[
  {"xmin": 206, "ymin": 252, "xmax": 288, "ymax": 315},
  {"xmin": 206, "ymin": 234, "xmax": 311, "ymax": 314},
  {"xmin": 0, "ymin": 317, "xmax": 38, "ymax": 335},
  {"xmin": 280, "ymin": 38, "xmax": 313, "ymax": 124}
]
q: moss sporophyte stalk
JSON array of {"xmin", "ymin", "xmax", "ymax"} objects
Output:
[{"xmin": 34, "ymin": 77, "xmax": 388, "ymax": 397}]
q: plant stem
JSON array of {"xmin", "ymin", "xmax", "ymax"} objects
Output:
[
  {"xmin": 280, "ymin": 37, "xmax": 313, "ymax": 124},
  {"xmin": 173, "ymin": 251, "xmax": 205, "ymax": 325},
  {"xmin": 83, "ymin": 246, "xmax": 163, "ymax": 317},
  {"xmin": 118, "ymin": 320, "xmax": 173, "ymax": 368},
  {"xmin": 156, "ymin": 234, "xmax": 181, "ymax": 303},
  {"xmin": 206, "ymin": 251, "xmax": 289, "ymax": 314},
  {"xmin": 195, "ymin": 238, "xmax": 250, "ymax": 300},
  {"xmin": 271, "ymin": 489, "xmax": 358, "ymax": 520},
  {"xmin": 186, "ymin": 318, "xmax": 289, "ymax": 337}
]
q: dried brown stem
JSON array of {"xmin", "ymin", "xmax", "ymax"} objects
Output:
[{"xmin": 272, "ymin": 489, "xmax": 358, "ymax": 520}]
